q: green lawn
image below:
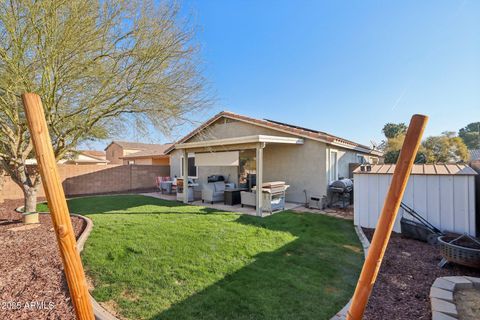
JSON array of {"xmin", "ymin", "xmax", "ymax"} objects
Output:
[{"xmin": 38, "ymin": 195, "xmax": 363, "ymax": 320}]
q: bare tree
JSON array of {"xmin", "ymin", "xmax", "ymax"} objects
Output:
[{"xmin": 0, "ymin": 0, "xmax": 208, "ymax": 213}]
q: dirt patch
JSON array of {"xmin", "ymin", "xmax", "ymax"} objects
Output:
[
  {"xmin": 455, "ymin": 287, "xmax": 480, "ymax": 319},
  {"xmin": 0, "ymin": 199, "xmax": 85, "ymax": 320},
  {"xmin": 362, "ymin": 228, "xmax": 480, "ymax": 320}
]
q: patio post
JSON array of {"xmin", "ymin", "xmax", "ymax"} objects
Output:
[
  {"xmin": 255, "ymin": 143, "xmax": 265, "ymax": 217},
  {"xmin": 183, "ymin": 149, "xmax": 189, "ymax": 203}
]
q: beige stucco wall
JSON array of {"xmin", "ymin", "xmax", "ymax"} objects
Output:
[
  {"xmin": 170, "ymin": 117, "xmax": 373, "ymax": 203},
  {"xmin": 131, "ymin": 158, "xmax": 153, "ymax": 165}
]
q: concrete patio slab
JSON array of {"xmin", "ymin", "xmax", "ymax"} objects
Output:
[{"xmin": 141, "ymin": 192, "xmax": 301, "ymax": 216}]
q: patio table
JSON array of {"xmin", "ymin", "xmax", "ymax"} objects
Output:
[{"xmin": 224, "ymin": 188, "xmax": 248, "ymax": 205}]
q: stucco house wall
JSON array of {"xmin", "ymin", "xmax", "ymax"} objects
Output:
[
  {"xmin": 129, "ymin": 158, "xmax": 153, "ymax": 165},
  {"xmin": 169, "ymin": 117, "xmax": 375, "ymax": 203},
  {"xmin": 263, "ymin": 140, "xmax": 327, "ymax": 203}
]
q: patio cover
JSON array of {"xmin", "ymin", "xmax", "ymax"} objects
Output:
[{"xmin": 176, "ymin": 135, "xmax": 304, "ymax": 216}]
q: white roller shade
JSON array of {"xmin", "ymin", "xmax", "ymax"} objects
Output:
[{"xmin": 195, "ymin": 151, "xmax": 239, "ymax": 166}]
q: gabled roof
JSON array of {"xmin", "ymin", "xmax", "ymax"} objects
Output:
[
  {"xmin": 165, "ymin": 111, "xmax": 382, "ymax": 155},
  {"xmin": 104, "ymin": 141, "xmax": 167, "ymax": 151},
  {"xmin": 120, "ymin": 144, "xmax": 173, "ymax": 159},
  {"xmin": 353, "ymin": 164, "xmax": 477, "ymax": 176},
  {"xmin": 469, "ymin": 149, "xmax": 480, "ymax": 161},
  {"xmin": 78, "ymin": 150, "xmax": 106, "ymax": 160}
]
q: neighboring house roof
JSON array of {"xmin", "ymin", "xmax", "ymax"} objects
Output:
[
  {"xmin": 120, "ymin": 144, "xmax": 173, "ymax": 159},
  {"xmin": 79, "ymin": 150, "xmax": 106, "ymax": 160},
  {"xmin": 26, "ymin": 150, "xmax": 109, "ymax": 165},
  {"xmin": 469, "ymin": 149, "xmax": 480, "ymax": 161},
  {"xmin": 104, "ymin": 141, "xmax": 167, "ymax": 151},
  {"xmin": 165, "ymin": 111, "xmax": 382, "ymax": 155},
  {"xmin": 353, "ymin": 164, "xmax": 477, "ymax": 176}
]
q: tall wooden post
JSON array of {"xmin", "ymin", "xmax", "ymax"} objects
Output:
[
  {"xmin": 22, "ymin": 93, "xmax": 94, "ymax": 320},
  {"xmin": 347, "ymin": 114, "xmax": 428, "ymax": 320}
]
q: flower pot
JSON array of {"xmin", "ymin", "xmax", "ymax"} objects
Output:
[{"xmin": 22, "ymin": 212, "xmax": 39, "ymax": 224}]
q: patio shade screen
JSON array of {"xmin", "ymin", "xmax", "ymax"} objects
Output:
[{"xmin": 195, "ymin": 151, "xmax": 239, "ymax": 166}]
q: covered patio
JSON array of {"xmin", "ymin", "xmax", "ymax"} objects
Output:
[{"xmin": 175, "ymin": 134, "xmax": 304, "ymax": 216}]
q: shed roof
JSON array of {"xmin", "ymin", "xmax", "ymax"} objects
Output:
[{"xmin": 353, "ymin": 164, "xmax": 477, "ymax": 175}]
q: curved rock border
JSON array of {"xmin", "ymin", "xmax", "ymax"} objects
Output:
[
  {"xmin": 430, "ymin": 276, "xmax": 480, "ymax": 320},
  {"xmin": 71, "ymin": 214, "xmax": 118, "ymax": 320},
  {"xmin": 330, "ymin": 226, "xmax": 370, "ymax": 320},
  {"xmin": 15, "ymin": 203, "xmax": 118, "ymax": 320}
]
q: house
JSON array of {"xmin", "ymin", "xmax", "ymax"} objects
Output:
[
  {"xmin": 65, "ymin": 150, "xmax": 109, "ymax": 165},
  {"xmin": 119, "ymin": 144, "xmax": 172, "ymax": 165},
  {"xmin": 165, "ymin": 111, "xmax": 383, "ymax": 214},
  {"xmin": 26, "ymin": 150, "xmax": 108, "ymax": 165},
  {"xmin": 105, "ymin": 141, "xmax": 172, "ymax": 165}
]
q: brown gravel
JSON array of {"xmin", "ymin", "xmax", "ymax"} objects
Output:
[
  {"xmin": 0, "ymin": 199, "xmax": 85, "ymax": 320},
  {"xmin": 363, "ymin": 228, "xmax": 480, "ymax": 320}
]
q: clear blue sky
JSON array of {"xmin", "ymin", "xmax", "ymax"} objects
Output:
[{"xmin": 85, "ymin": 0, "xmax": 480, "ymax": 149}]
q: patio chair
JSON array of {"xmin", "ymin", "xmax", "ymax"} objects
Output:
[{"xmin": 202, "ymin": 181, "xmax": 225, "ymax": 204}]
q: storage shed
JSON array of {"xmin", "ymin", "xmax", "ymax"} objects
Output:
[{"xmin": 354, "ymin": 164, "xmax": 477, "ymax": 236}]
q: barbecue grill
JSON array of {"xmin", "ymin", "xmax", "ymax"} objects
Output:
[{"xmin": 328, "ymin": 178, "xmax": 353, "ymax": 208}]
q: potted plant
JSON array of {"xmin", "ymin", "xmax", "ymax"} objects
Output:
[{"xmin": 22, "ymin": 211, "xmax": 39, "ymax": 224}]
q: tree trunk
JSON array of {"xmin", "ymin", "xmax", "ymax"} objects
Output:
[{"xmin": 23, "ymin": 186, "xmax": 38, "ymax": 213}]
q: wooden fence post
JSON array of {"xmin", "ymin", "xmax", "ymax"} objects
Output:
[
  {"xmin": 22, "ymin": 93, "xmax": 94, "ymax": 320},
  {"xmin": 347, "ymin": 114, "xmax": 428, "ymax": 319}
]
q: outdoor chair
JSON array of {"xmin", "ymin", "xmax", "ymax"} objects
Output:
[{"xmin": 202, "ymin": 181, "xmax": 225, "ymax": 204}]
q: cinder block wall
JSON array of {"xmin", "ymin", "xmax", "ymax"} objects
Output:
[{"xmin": 1, "ymin": 164, "xmax": 170, "ymax": 200}]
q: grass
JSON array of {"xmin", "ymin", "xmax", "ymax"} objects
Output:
[{"xmin": 38, "ymin": 195, "xmax": 363, "ymax": 320}]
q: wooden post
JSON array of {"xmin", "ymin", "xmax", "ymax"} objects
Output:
[
  {"xmin": 22, "ymin": 93, "xmax": 94, "ymax": 320},
  {"xmin": 347, "ymin": 114, "xmax": 428, "ymax": 320}
]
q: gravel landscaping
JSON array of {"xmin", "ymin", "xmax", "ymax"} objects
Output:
[
  {"xmin": 363, "ymin": 228, "xmax": 480, "ymax": 320},
  {"xmin": 0, "ymin": 199, "xmax": 84, "ymax": 320}
]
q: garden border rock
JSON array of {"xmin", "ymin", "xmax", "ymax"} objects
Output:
[
  {"xmin": 430, "ymin": 276, "xmax": 480, "ymax": 320},
  {"xmin": 16, "ymin": 202, "xmax": 118, "ymax": 320},
  {"xmin": 330, "ymin": 226, "xmax": 370, "ymax": 320}
]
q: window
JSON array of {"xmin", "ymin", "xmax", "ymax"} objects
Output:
[
  {"xmin": 128, "ymin": 160, "xmax": 134, "ymax": 165},
  {"xmin": 238, "ymin": 149, "xmax": 256, "ymax": 190},
  {"xmin": 356, "ymin": 154, "xmax": 365, "ymax": 164},
  {"xmin": 370, "ymin": 156, "xmax": 379, "ymax": 165},
  {"xmin": 329, "ymin": 150, "xmax": 338, "ymax": 182},
  {"xmin": 181, "ymin": 155, "xmax": 197, "ymax": 177}
]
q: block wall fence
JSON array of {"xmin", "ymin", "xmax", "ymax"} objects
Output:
[{"xmin": 0, "ymin": 164, "xmax": 170, "ymax": 201}]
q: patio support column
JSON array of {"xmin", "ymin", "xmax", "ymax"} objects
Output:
[
  {"xmin": 255, "ymin": 143, "xmax": 265, "ymax": 217},
  {"xmin": 183, "ymin": 149, "xmax": 189, "ymax": 204}
]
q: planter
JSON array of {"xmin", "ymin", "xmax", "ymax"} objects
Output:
[
  {"xmin": 438, "ymin": 235, "xmax": 480, "ymax": 268},
  {"xmin": 22, "ymin": 212, "xmax": 39, "ymax": 224}
]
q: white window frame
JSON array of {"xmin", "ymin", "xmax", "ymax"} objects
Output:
[
  {"xmin": 329, "ymin": 149, "xmax": 339, "ymax": 182},
  {"xmin": 180, "ymin": 154, "xmax": 197, "ymax": 178}
]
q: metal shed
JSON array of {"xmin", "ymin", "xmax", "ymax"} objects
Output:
[{"xmin": 353, "ymin": 164, "xmax": 477, "ymax": 236}]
